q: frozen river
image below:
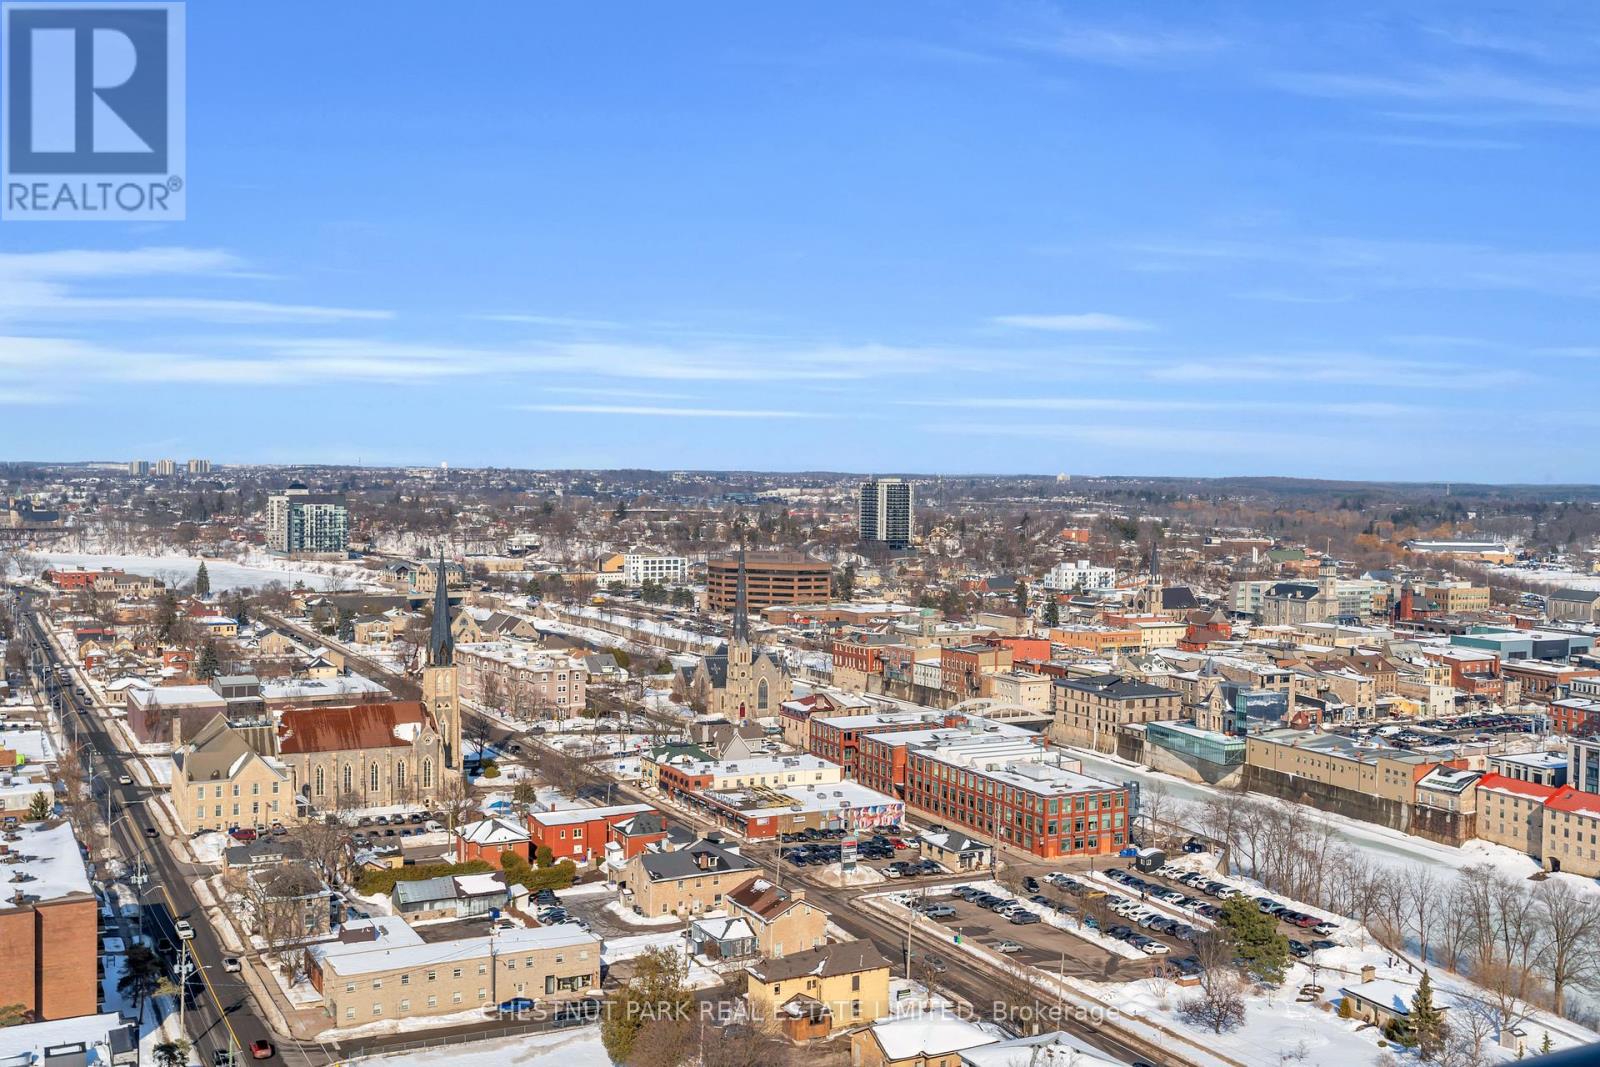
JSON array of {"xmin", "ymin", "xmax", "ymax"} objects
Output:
[{"xmin": 17, "ymin": 552, "xmax": 362, "ymax": 593}]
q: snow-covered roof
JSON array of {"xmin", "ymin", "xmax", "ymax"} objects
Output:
[
  {"xmin": 456, "ymin": 817, "xmax": 529, "ymax": 845},
  {"xmin": 311, "ymin": 918, "xmax": 597, "ymax": 977},
  {"xmin": 868, "ymin": 1013, "xmax": 1000, "ymax": 1059},
  {"xmin": 3, "ymin": 819, "xmax": 94, "ymax": 903}
]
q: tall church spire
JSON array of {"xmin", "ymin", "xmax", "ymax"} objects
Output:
[
  {"xmin": 731, "ymin": 544, "xmax": 750, "ymax": 644},
  {"xmin": 428, "ymin": 548, "xmax": 454, "ymax": 667}
]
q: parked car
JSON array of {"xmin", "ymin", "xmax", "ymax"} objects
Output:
[
  {"xmin": 222, "ymin": 957, "xmax": 242, "ymax": 973},
  {"xmin": 1022, "ymin": 876, "xmax": 1040, "ymax": 893},
  {"xmin": 551, "ymin": 998, "xmax": 603, "ymax": 1026},
  {"xmin": 497, "ymin": 997, "xmax": 536, "ymax": 1014},
  {"xmin": 922, "ymin": 904, "xmax": 956, "ymax": 918},
  {"xmin": 1287, "ymin": 940, "xmax": 1310, "ymax": 959},
  {"xmin": 1009, "ymin": 911, "xmax": 1041, "ymax": 926},
  {"xmin": 993, "ymin": 940, "xmax": 1022, "ymax": 953},
  {"xmin": 1140, "ymin": 941, "xmax": 1170, "ymax": 956}
]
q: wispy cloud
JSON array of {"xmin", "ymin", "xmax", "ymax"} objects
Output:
[
  {"xmin": 1145, "ymin": 353, "xmax": 1525, "ymax": 390},
  {"xmin": 899, "ymin": 396, "xmax": 1421, "ymax": 418},
  {"xmin": 1271, "ymin": 66, "xmax": 1600, "ymax": 126},
  {"xmin": 1012, "ymin": 24, "xmax": 1228, "ymax": 67},
  {"xmin": 991, "ymin": 312, "xmax": 1154, "ymax": 332},
  {"xmin": 515, "ymin": 404, "xmax": 825, "ymax": 419},
  {"xmin": 1126, "ymin": 236, "xmax": 1600, "ymax": 298},
  {"xmin": 0, "ymin": 246, "xmax": 389, "ymax": 324},
  {"xmin": 472, "ymin": 313, "xmax": 626, "ymax": 330}
]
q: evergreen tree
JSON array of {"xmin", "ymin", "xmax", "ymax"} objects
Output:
[
  {"xmin": 26, "ymin": 791, "xmax": 50, "ymax": 821},
  {"xmin": 1219, "ymin": 895, "xmax": 1289, "ymax": 985},
  {"xmin": 1410, "ymin": 970, "xmax": 1447, "ymax": 1061},
  {"xmin": 833, "ymin": 563, "xmax": 856, "ymax": 601},
  {"xmin": 1014, "ymin": 580, "xmax": 1030, "ymax": 615},
  {"xmin": 194, "ymin": 561, "xmax": 210, "ymax": 597},
  {"xmin": 195, "ymin": 641, "xmax": 220, "ymax": 681},
  {"xmin": 155, "ymin": 590, "xmax": 179, "ymax": 642},
  {"xmin": 1043, "ymin": 596, "xmax": 1061, "ymax": 627}
]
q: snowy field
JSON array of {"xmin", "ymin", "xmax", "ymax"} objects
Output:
[
  {"xmin": 1486, "ymin": 563, "xmax": 1600, "ymax": 591},
  {"xmin": 18, "ymin": 551, "xmax": 366, "ymax": 592}
]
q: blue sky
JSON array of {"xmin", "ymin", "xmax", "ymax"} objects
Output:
[{"xmin": 3, "ymin": 1, "xmax": 1599, "ymax": 480}]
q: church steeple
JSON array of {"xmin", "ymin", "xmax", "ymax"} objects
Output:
[
  {"xmin": 731, "ymin": 544, "xmax": 750, "ymax": 644},
  {"xmin": 423, "ymin": 547, "xmax": 462, "ymax": 777},
  {"xmin": 429, "ymin": 548, "xmax": 454, "ymax": 667}
]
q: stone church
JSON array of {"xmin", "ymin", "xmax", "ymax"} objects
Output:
[
  {"xmin": 277, "ymin": 550, "xmax": 465, "ymax": 811},
  {"xmin": 682, "ymin": 549, "xmax": 791, "ymax": 721}
]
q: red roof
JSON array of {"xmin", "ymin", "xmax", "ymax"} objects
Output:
[
  {"xmin": 277, "ymin": 701, "xmax": 431, "ymax": 755},
  {"xmin": 1474, "ymin": 772, "xmax": 1557, "ymax": 803},
  {"xmin": 1544, "ymin": 786, "xmax": 1600, "ymax": 819}
]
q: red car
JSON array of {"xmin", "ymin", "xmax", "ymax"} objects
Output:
[
  {"xmin": 249, "ymin": 1040, "xmax": 274, "ymax": 1060},
  {"xmin": 229, "ymin": 828, "xmax": 257, "ymax": 843}
]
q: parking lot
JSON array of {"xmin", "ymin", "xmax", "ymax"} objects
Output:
[
  {"xmin": 1097, "ymin": 862, "xmax": 1342, "ymax": 962},
  {"xmin": 887, "ymin": 881, "xmax": 1161, "ymax": 982},
  {"xmin": 775, "ymin": 828, "xmax": 952, "ymax": 880}
]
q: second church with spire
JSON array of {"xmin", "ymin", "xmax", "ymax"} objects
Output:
[{"xmin": 681, "ymin": 546, "xmax": 792, "ymax": 721}]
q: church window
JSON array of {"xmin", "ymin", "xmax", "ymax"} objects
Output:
[
  {"xmin": 315, "ymin": 766, "xmax": 325, "ymax": 796},
  {"xmin": 757, "ymin": 679, "xmax": 769, "ymax": 710}
]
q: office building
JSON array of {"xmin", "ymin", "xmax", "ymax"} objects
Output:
[
  {"xmin": 266, "ymin": 486, "xmax": 350, "ymax": 554},
  {"xmin": 707, "ymin": 551, "xmax": 829, "ymax": 611},
  {"xmin": 859, "ymin": 477, "xmax": 913, "ymax": 549}
]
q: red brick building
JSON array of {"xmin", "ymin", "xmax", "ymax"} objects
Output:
[
  {"xmin": 940, "ymin": 644, "xmax": 1013, "ymax": 703},
  {"xmin": 899, "ymin": 736, "xmax": 1132, "ymax": 859},
  {"xmin": 527, "ymin": 804, "xmax": 662, "ymax": 864},
  {"xmin": 0, "ymin": 823, "xmax": 99, "ymax": 1022},
  {"xmin": 807, "ymin": 711, "xmax": 959, "ymax": 778}
]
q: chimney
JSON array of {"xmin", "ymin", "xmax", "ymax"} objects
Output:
[{"xmin": 1360, "ymin": 965, "xmax": 1376, "ymax": 984}]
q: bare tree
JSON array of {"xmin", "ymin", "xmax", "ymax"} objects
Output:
[
  {"xmin": 1534, "ymin": 878, "xmax": 1600, "ymax": 1016},
  {"xmin": 1179, "ymin": 933, "xmax": 1248, "ymax": 1034}
]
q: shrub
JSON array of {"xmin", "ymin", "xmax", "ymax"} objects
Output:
[{"xmin": 359, "ymin": 859, "xmax": 494, "ymax": 897}]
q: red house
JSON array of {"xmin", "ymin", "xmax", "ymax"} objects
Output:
[{"xmin": 454, "ymin": 817, "xmax": 531, "ymax": 868}]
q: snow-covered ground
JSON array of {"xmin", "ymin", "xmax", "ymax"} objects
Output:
[
  {"xmin": 603, "ymin": 900, "xmax": 682, "ymax": 927},
  {"xmin": 602, "ymin": 929, "xmax": 726, "ymax": 990},
  {"xmin": 363, "ymin": 1023, "xmax": 612, "ymax": 1067}
]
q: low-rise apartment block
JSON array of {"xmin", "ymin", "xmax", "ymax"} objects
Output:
[
  {"xmin": 621, "ymin": 836, "xmax": 761, "ymax": 917},
  {"xmin": 308, "ymin": 917, "xmax": 600, "ymax": 1023}
]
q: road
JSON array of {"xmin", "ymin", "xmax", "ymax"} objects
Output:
[
  {"xmin": 19, "ymin": 595, "xmax": 289, "ymax": 1067},
  {"xmin": 257, "ymin": 609, "xmax": 1194, "ymax": 1065}
]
